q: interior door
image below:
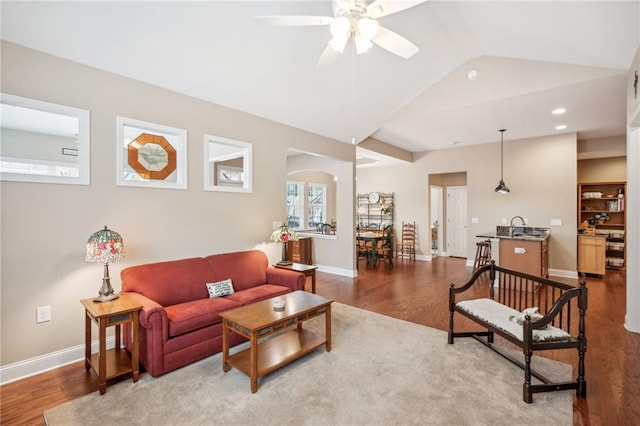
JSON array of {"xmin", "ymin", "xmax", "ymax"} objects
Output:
[
  {"xmin": 430, "ymin": 185, "xmax": 443, "ymax": 256},
  {"xmin": 446, "ymin": 186, "xmax": 467, "ymax": 258}
]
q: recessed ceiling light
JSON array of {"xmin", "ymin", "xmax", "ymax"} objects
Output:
[
  {"xmin": 467, "ymin": 69, "xmax": 478, "ymax": 80},
  {"xmin": 552, "ymin": 107, "xmax": 566, "ymax": 115},
  {"xmin": 555, "ymin": 124, "xmax": 567, "ymax": 130},
  {"xmin": 450, "ymin": 141, "xmax": 460, "ymax": 145}
]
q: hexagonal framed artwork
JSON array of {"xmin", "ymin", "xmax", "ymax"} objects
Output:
[{"xmin": 116, "ymin": 116, "xmax": 187, "ymax": 189}]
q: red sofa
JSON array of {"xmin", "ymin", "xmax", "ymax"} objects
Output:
[{"xmin": 121, "ymin": 250, "xmax": 305, "ymax": 377}]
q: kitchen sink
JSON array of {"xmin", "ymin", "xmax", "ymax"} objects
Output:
[{"xmin": 496, "ymin": 226, "xmax": 549, "ymax": 239}]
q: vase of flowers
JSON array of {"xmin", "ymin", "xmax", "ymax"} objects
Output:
[{"xmin": 270, "ymin": 224, "xmax": 299, "ymax": 265}]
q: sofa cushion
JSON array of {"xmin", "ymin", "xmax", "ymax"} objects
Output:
[
  {"xmin": 121, "ymin": 257, "xmax": 213, "ymax": 306},
  {"xmin": 165, "ymin": 297, "xmax": 241, "ymax": 338},
  {"xmin": 204, "ymin": 250, "xmax": 268, "ymax": 292},
  {"xmin": 206, "ymin": 279, "xmax": 235, "ymax": 298},
  {"xmin": 225, "ymin": 284, "xmax": 292, "ymax": 305}
]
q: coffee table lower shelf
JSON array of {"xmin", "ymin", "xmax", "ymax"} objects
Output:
[{"xmin": 227, "ymin": 328, "xmax": 326, "ymax": 380}]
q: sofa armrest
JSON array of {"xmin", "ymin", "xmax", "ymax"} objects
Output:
[
  {"xmin": 121, "ymin": 291, "xmax": 169, "ymax": 341},
  {"xmin": 266, "ymin": 267, "xmax": 305, "ymax": 291}
]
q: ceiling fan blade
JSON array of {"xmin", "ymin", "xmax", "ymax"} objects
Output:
[
  {"xmin": 366, "ymin": 0, "xmax": 428, "ymax": 19},
  {"xmin": 317, "ymin": 44, "xmax": 342, "ymax": 67},
  {"xmin": 254, "ymin": 15, "xmax": 333, "ymax": 26},
  {"xmin": 332, "ymin": 0, "xmax": 352, "ymax": 15},
  {"xmin": 372, "ymin": 26, "xmax": 419, "ymax": 59}
]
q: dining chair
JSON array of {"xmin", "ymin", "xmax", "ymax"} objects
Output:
[{"xmin": 396, "ymin": 221, "xmax": 416, "ymax": 260}]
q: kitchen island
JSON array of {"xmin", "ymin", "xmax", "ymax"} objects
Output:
[{"xmin": 477, "ymin": 226, "xmax": 550, "ymax": 278}]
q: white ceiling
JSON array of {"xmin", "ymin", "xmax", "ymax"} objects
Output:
[{"xmin": 1, "ymin": 1, "xmax": 638, "ymax": 162}]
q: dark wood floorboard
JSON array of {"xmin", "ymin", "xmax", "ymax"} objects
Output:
[{"xmin": 1, "ymin": 256, "xmax": 638, "ymax": 425}]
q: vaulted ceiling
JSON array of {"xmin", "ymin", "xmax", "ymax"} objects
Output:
[{"xmin": 1, "ymin": 1, "xmax": 638, "ymax": 162}]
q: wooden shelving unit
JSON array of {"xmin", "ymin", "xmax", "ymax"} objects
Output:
[
  {"xmin": 356, "ymin": 192, "xmax": 394, "ymax": 230},
  {"xmin": 578, "ymin": 181, "xmax": 626, "ymax": 270}
]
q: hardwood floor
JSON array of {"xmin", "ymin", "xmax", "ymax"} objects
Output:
[{"xmin": 2, "ymin": 256, "xmax": 638, "ymax": 425}]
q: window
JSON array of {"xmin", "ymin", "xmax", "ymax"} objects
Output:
[
  {"xmin": 307, "ymin": 183, "xmax": 327, "ymax": 228},
  {"xmin": 286, "ymin": 181, "xmax": 304, "ymax": 229},
  {"xmin": 286, "ymin": 181, "xmax": 327, "ymax": 230},
  {"xmin": 217, "ymin": 165, "xmax": 243, "ymax": 186}
]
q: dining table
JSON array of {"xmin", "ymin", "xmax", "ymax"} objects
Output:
[{"xmin": 356, "ymin": 230, "xmax": 385, "ymax": 266}]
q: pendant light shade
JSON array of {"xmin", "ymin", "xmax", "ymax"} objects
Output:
[{"xmin": 495, "ymin": 129, "xmax": 510, "ymax": 194}]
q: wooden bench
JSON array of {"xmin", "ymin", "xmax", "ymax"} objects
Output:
[{"xmin": 448, "ymin": 261, "xmax": 587, "ymax": 403}]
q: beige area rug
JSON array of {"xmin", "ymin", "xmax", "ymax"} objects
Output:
[{"xmin": 45, "ymin": 303, "xmax": 572, "ymax": 425}]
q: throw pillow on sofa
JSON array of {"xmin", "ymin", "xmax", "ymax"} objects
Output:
[{"xmin": 206, "ymin": 279, "xmax": 235, "ymax": 298}]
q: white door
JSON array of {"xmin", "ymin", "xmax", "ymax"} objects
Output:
[
  {"xmin": 430, "ymin": 185, "xmax": 443, "ymax": 256},
  {"xmin": 447, "ymin": 186, "xmax": 467, "ymax": 258}
]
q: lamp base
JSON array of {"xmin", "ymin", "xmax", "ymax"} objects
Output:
[
  {"xmin": 94, "ymin": 266, "xmax": 119, "ymax": 302},
  {"xmin": 94, "ymin": 293, "xmax": 120, "ymax": 303},
  {"xmin": 277, "ymin": 260, "xmax": 293, "ymax": 266}
]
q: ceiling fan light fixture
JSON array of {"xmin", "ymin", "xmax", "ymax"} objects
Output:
[
  {"xmin": 330, "ymin": 16, "xmax": 351, "ymax": 39},
  {"xmin": 329, "ymin": 35, "xmax": 349, "ymax": 53},
  {"xmin": 355, "ymin": 34, "xmax": 374, "ymax": 54},
  {"xmin": 256, "ymin": 0, "xmax": 427, "ymax": 66},
  {"xmin": 357, "ymin": 17, "xmax": 379, "ymax": 40}
]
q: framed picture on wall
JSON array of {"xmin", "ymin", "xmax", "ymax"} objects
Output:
[{"xmin": 116, "ymin": 116, "xmax": 187, "ymax": 189}]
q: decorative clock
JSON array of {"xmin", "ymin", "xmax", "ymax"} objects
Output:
[{"xmin": 368, "ymin": 192, "xmax": 380, "ymax": 204}]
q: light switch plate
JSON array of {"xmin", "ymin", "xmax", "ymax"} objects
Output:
[
  {"xmin": 36, "ymin": 305, "xmax": 51, "ymax": 323},
  {"xmin": 551, "ymin": 219, "xmax": 562, "ymax": 226},
  {"xmin": 471, "ymin": 217, "xmax": 479, "ymax": 224}
]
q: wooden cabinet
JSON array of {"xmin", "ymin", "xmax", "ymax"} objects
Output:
[
  {"xmin": 356, "ymin": 192, "xmax": 394, "ymax": 230},
  {"xmin": 499, "ymin": 238, "xmax": 549, "ymax": 278},
  {"xmin": 287, "ymin": 237, "xmax": 313, "ymax": 265},
  {"xmin": 577, "ymin": 235, "xmax": 606, "ymax": 276},
  {"xmin": 578, "ymin": 182, "xmax": 626, "ymax": 270}
]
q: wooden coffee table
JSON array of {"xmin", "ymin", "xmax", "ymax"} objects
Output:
[{"xmin": 220, "ymin": 291, "xmax": 333, "ymax": 393}]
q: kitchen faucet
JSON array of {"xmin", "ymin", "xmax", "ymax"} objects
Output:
[{"xmin": 510, "ymin": 215, "xmax": 526, "ymax": 235}]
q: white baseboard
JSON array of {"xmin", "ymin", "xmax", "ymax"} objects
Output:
[
  {"xmin": 0, "ymin": 336, "xmax": 115, "ymax": 385},
  {"xmin": 549, "ymin": 268, "xmax": 578, "ymax": 279},
  {"xmin": 461, "ymin": 259, "xmax": 577, "ymax": 280},
  {"xmin": 316, "ymin": 264, "xmax": 355, "ymax": 277}
]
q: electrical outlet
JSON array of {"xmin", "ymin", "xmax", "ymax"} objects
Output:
[
  {"xmin": 501, "ymin": 218, "xmax": 507, "ymax": 224},
  {"xmin": 36, "ymin": 305, "xmax": 51, "ymax": 323}
]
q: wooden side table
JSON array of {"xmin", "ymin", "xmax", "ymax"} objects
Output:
[
  {"xmin": 81, "ymin": 294, "xmax": 142, "ymax": 395},
  {"xmin": 274, "ymin": 262, "xmax": 318, "ymax": 293}
]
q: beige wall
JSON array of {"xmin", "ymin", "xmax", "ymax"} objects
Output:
[
  {"xmin": 0, "ymin": 42, "xmax": 355, "ymax": 366},
  {"xmin": 577, "ymin": 156, "xmax": 626, "ymax": 182},
  {"xmin": 578, "ymin": 135, "xmax": 626, "ymax": 159},
  {"xmin": 357, "ymin": 133, "xmax": 578, "ymax": 272}
]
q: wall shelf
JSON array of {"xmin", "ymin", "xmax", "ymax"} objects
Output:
[
  {"xmin": 578, "ymin": 181, "xmax": 626, "ymax": 270},
  {"xmin": 356, "ymin": 192, "xmax": 394, "ymax": 231}
]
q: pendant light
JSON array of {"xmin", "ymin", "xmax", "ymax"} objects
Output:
[{"xmin": 495, "ymin": 129, "xmax": 510, "ymax": 194}]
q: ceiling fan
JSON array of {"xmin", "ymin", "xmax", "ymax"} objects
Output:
[{"xmin": 254, "ymin": 0, "xmax": 428, "ymax": 66}]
